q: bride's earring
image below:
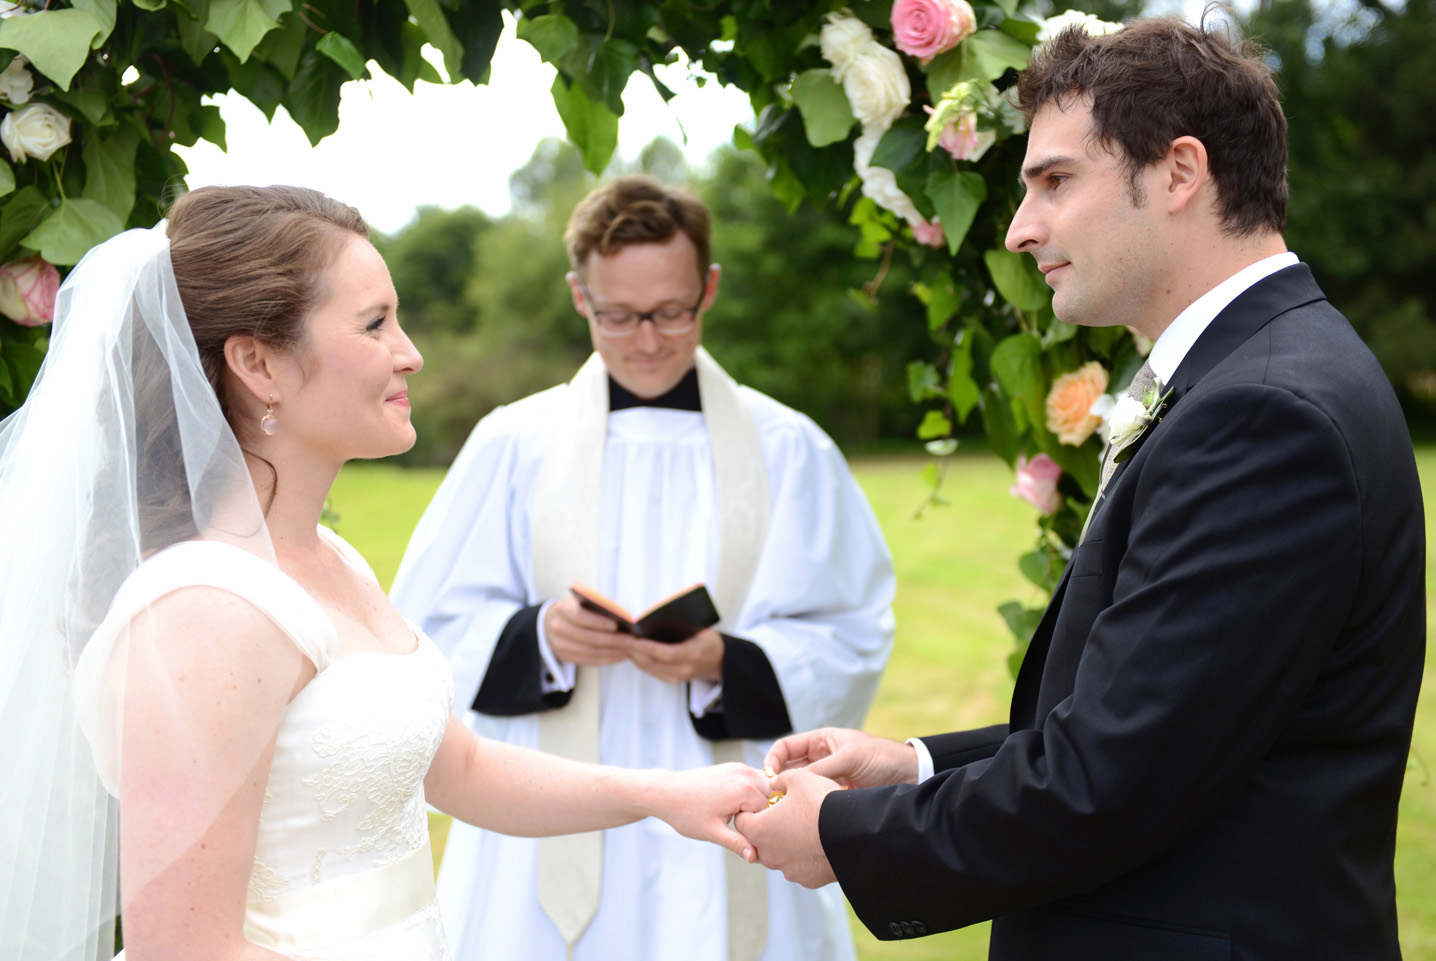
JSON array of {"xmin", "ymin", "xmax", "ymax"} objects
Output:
[{"xmin": 260, "ymin": 395, "xmax": 279, "ymax": 436}]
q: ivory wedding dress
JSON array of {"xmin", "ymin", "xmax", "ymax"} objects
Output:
[{"xmin": 77, "ymin": 527, "xmax": 453, "ymax": 959}]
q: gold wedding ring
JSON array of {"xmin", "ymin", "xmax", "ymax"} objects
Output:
[{"xmin": 767, "ymin": 791, "xmax": 785, "ymax": 807}]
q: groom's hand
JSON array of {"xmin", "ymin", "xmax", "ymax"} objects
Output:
[
  {"xmin": 765, "ymin": 728, "xmax": 919, "ymax": 789},
  {"xmin": 734, "ymin": 769, "xmax": 839, "ymax": 888}
]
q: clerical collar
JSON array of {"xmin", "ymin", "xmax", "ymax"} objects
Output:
[{"xmin": 608, "ymin": 366, "xmax": 701, "ymax": 411}]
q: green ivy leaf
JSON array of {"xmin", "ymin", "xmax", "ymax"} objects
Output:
[
  {"xmin": 21, "ymin": 197, "xmax": 124, "ymax": 266},
  {"xmin": 1000, "ymin": 17, "xmax": 1042, "ymax": 45},
  {"xmin": 81, "ymin": 124, "xmax": 140, "ymax": 221},
  {"xmin": 0, "ymin": 160, "xmax": 13, "ymax": 200},
  {"xmin": 925, "ymin": 49, "xmax": 965, "ymax": 104},
  {"xmin": 250, "ymin": 5, "xmax": 305, "ymax": 79},
  {"xmin": 950, "ymin": 331, "xmax": 981, "ymax": 422},
  {"xmin": 0, "ymin": 187, "xmax": 49, "ymax": 262},
  {"xmin": 316, "ymin": 31, "xmax": 367, "ymax": 80},
  {"xmin": 550, "ymin": 74, "xmax": 617, "ymax": 176},
  {"xmin": 990, "ymin": 331, "xmax": 1045, "ymax": 434},
  {"xmin": 53, "ymin": 85, "xmax": 113, "ymax": 127},
  {"xmin": 981, "ymin": 383, "xmax": 1020, "ymax": 464},
  {"xmin": 285, "ymin": 49, "xmax": 344, "ymax": 145},
  {"xmin": 962, "ymin": 29, "xmax": 1033, "ymax": 83},
  {"xmin": 206, "ymin": 0, "xmax": 289, "ymax": 63},
  {"xmin": 402, "ymin": 0, "xmax": 463, "ymax": 80},
  {"xmin": 907, "ymin": 359, "xmax": 942, "ymax": 403},
  {"xmin": 515, "ymin": 12, "xmax": 579, "ymax": 64},
  {"xmin": 69, "ymin": 0, "xmax": 117, "ymax": 46},
  {"xmin": 927, "ymin": 169, "xmax": 987, "ymax": 254},
  {"xmin": 0, "ymin": 8, "xmax": 106, "ymax": 91},
  {"xmin": 917, "ymin": 409, "xmax": 952, "ymax": 440},
  {"xmin": 1042, "ymin": 317, "xmax": 1079, "ymax": 348},
  {"xmin": 177, "ymin": 0, "xmax": 219, "ymax": 66},
  {"xmin": 920, "ymin": 273, "xmax": 961, "ymax": 331},
  {"xmin": 790, "ymin": 68, "xmax": 854, "ymax": 148},
  {"xmin": 984, "ymin": 247, "xmax": 1050, "ymax": 312}
]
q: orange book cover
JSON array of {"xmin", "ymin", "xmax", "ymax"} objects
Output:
[{"xmin": 570, "ymin": 582, "xmax": 720, "ymax": 644}]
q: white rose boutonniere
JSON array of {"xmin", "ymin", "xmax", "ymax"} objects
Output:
[{"xmin": 1108, "ymin": 382, "xmax": 1172, "ymax": 464}]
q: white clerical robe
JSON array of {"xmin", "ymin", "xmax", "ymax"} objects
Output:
[{"xmin": 391, "ymin": 379, "xmax": 895, "ymax": 961}]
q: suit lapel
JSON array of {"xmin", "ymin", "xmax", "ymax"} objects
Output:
[{"xmin": 1017, "ymin": 265, "xmax": 1331, "ymax": 730}]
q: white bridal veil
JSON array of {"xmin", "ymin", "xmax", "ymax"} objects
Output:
[{"xmin": 0, "ymin": 226, "xmax": 277, "ymax": 958}]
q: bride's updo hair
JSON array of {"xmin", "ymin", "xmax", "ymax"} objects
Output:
[{"xmin": 166, "ymin": 185, "xmax": 369, "ymax": 435}]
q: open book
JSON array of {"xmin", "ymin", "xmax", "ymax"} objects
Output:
[{"xmin": 570, "ymin": 582, "xmax": 720, "ymax": 644}]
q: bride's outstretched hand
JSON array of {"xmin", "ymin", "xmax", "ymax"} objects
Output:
[{"xmin": 647, "ymin": 763, "xmax": 771, "ymax": 861}]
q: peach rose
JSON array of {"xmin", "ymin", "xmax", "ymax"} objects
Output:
[
  {"xmin": 1044, "ymin": 361, "xmax": 1110, "ymax": 445},
  {"xmin": 0, "ymin": 255, "xmax": 60, "ymax": 326},
  {"xmin": 1011, "ymin": 453, "xmax": 1063, "ymax": 514},
  {"xmin": 891, "ymin": 0, "xmax": 977, "ymax": 63}
]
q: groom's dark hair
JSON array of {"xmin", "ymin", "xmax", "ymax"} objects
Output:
[{"xmin": 1015, "ymin": 13, "xmax": 1287, "ymax": 237}]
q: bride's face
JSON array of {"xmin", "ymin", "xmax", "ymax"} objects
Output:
[{"xmin": 277, "ymin": 235, "xmax": 423, "ymax": 463}]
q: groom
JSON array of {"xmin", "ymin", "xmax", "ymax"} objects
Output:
[{"xmin": 737, "ymin": 15, "xmax": 1425, "ymax": 960}]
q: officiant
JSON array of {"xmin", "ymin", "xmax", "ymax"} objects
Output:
[{"xmin": 391, "ymin": 173, "xmax": 896, "ymax": 961}]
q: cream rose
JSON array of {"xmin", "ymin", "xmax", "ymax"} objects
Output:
[
  {"xmin": 2, "ymin": 103, "xmax": 72, "ymax": 163},
  {"xmin": 853, "ymin": 129, "xmax": 923, "ymax": 224},
  {"xmin": 0, "ymin": 255, "xmax": 60, "ymax": 327},
  {"xmin": 0, "ymin": 55, "xmax": 33, "ymax": 105},
  {"xmin": 819, "ymin": 13, "xmax": 875, "ymax": 81},
  {"xmin": 1045, "ymin": 361, "xmax": 1110, "ymax": 446},
  {"xmin": 841, "ymin": 42, "xmax": 910, "ymax": 133},
  {"xmin": 891, "ymin": 0, "xmax": 977, "ymax": 63},
  {"xmin": 1037, "ymin": 9, "xmax": 1124, "ymax": 43}
]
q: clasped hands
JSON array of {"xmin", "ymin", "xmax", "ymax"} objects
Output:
[
  {"xmin": 545, "ymin": 595, "xmax": 723, "ymax": 683},
  {"xmin": 679, "ymin": 727, "xmax": 921, "ymax": 889}
]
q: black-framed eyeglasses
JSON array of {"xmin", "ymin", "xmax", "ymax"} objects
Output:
[{"xmin": 574, "ymin": 271, "xmax": 708, "ymax": 338}]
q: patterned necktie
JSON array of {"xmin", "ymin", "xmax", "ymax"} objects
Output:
[{"xmin": 1082, "ymin": 361, "xmax": 1161, "ymax": 543}]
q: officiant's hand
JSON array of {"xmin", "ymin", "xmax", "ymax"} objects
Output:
[
  {"xmin": 733, "ymin": 769, "xmax": 839, "ymax": 887},
  {"xmin": 545, "ymin": 596, "xmax": 630, "ymax": 666},
  {"xmin": 765, "ymin": 727, "xmax": 919, "ymax": 789},
  {"xmin": 627, "ymin": 627, "xmax": 724, "ymax": 683}
]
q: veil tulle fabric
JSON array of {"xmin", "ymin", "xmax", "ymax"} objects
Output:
[{"xmin": 0, "ymin": 226, "xmax": 275, "ymax": 959}]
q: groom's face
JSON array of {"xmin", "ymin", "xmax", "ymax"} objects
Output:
[{"xmin": 1006, "ymin": 100, "xmax": 1168, "ymax": 336}]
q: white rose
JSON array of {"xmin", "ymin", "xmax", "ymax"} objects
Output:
[
  {"xmin": 820, "ymin": 13, "xmax": 874, "ymax": 81},
  {"xmin": 842, "ymin": 42, "xmax": 910, "ymax": 134},
  {"xmin": 1105, "ymin": 394, "xmax": 1151, "ymax": 449},
  {"xmin": 0, "ymin": 55, "xmax": 33, "ymax": 105},
  {"xmin": 853, "ymin": 129, "xmax": 922, "ymax": 224},
  {"xmin": 1, "ymin": 102, "xmax": 71, "ymax": 163},
  {"xmin": 1037, "ymin": 9, "xmax": 1124, "ymax": 43}
]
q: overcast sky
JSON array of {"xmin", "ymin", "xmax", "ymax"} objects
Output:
[{"xmin": 177, "ymin": 12, "xmax": 755, "ymax": 234}]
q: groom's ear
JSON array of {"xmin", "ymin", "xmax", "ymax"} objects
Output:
[
  {"xmin": 223, "ymin": 334, "xmax": 282, "ymax": 404},
  {"xmin": 1161, "ymin": 135, "xmax": 1209, "ymax": 216}
]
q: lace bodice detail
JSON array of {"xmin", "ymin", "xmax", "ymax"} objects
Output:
[{"xmin": 78, "ymin": 530, "xmax": 454, "ymax": 959}]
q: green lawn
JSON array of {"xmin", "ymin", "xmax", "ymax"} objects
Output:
[{"xmin": 331, "ymin": 449, "xmax": 1436, "ymax": 961}]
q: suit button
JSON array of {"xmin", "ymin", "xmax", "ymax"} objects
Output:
[
  {"xmin": 888, "ymin": 922, "xmax": 904, "ymax": 937},
  {"xmin": 901, "ymin": 921, "xmax": 916, "ymax": 936},
  {"xmin": 913, "ymin": 920, "xmax": 928, "ymax": 934}
]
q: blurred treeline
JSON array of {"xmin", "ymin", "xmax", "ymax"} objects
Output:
[
  {"xmin": 376, "ymin": 0, "xmax": 1436, "ymax": 466},
  {"xmin": 376, "ymin": 138, "xmax": 938, "ymax": 465}
]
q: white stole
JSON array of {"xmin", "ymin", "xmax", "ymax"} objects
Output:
[{"xmin": 530, "ymin": 347, "xmax": 771, "ymax": 961}]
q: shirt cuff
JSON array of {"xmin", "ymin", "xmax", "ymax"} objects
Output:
[
  {"xmin": 690, "ymin": 679, "xmax": 723, "ymax": 717},
  {"xmin": 536, "ymin": 598, "xmax": 576, "ymax": 694},
  {"xmin": 908, "ymin": 737, "xmax": 935, "ymax": 783}
]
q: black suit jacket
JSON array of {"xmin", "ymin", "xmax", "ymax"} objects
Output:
[{"xmin": 821, "ymin": 265, "xmax": 1425, "ymax": 960}]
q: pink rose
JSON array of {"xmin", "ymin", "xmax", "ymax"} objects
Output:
[
  {"xmin": 1011, "ymin": 454, "xmax": 1063, "ymax": 514},
  {"xmin": 891, "ymin": 0, "xmax": 978, "ymax": 63},
  {"xmin": 910, "ymin": 218, "xmax": 945, "ymax": 248},
  {"xmin": 0, "ymin": 255, "xmax": 60, "ymax": 326},
  {"xmin": 924, "ymin": 105, "xmax": 997, "ymax": 162}
]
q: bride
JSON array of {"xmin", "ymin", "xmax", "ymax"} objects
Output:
[{"xmin": 0, "ymin": 185, "xmax": 769, "ymax": 960}]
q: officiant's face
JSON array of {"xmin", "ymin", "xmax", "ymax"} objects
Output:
[
  {"xmin": 571, "ymin": 232, "xmax": 715, "ymax": 399},
  {"xmin": 1006, "ymin": 100, "xmax": 1167, "ymax": 332}
]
